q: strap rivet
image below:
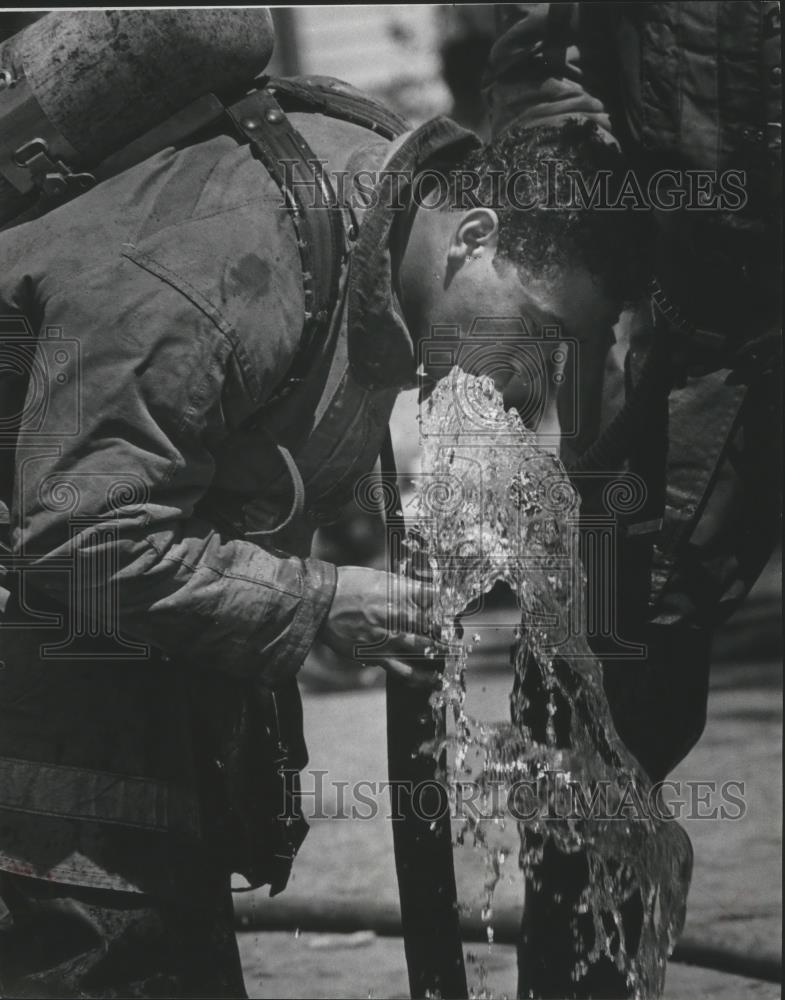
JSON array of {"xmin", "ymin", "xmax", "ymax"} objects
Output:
[
  {"xmin": 241, "ymin": 117, "xmax": 261, "ymax": 130},
  {"xmin": 266, "ymin": 109, "xmax": 285, "ymax": 124}
]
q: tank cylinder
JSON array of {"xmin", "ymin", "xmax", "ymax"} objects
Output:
[{"xmin": 0, "ymin": 8, "xmax": 275, "ymax": 225}]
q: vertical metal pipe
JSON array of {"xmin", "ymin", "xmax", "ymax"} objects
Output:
[{"xmin": 381, "ymin": 431, "xmax": 468, "ymax": 999}]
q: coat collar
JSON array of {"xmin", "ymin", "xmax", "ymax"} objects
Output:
[{"xmin": 347, "ymin": 116, "xmax": 481, "ymax": 391}]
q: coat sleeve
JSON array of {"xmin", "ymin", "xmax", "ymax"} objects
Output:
[
  {"xmin": 7, "ymin": 250, "xmax": 336, "ymax": 686},
  {"xmin": 482, "ymin": 3, "xmax": 617, "ymax": 139}
]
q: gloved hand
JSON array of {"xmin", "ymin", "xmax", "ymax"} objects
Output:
[{"xmin": 317, "ymin": 566, "xmax": 443, "ymax": 688}]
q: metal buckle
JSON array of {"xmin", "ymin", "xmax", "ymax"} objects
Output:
[
  {"xmin": 13, "ymin": 137, "xmax": 95, "ymax": 200},
  {"xmin": 0, "ymin": 68, "xmax": 18, "ymax": 91},
  {"xmin": 650, "ymin": 278, "xmax": 734, "ymax": 382}
]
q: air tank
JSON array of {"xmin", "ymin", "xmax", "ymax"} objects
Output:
[{"xmin": 0, "ymin": 8, "xmax": 275, "ymax": 226}]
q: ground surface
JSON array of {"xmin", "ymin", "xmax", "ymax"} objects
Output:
[{"xmin": 238, "ymin": 932, "xmax": 780, "ymax": 999}]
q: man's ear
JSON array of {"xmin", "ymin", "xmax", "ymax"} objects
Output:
[{"xmin": 446, "ymin": 207, "xmax": 499, "ymax": 268}]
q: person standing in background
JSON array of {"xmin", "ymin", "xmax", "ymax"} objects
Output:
[
  {"xmin": 483, "ymin": 4, "xmax": 781, "ymax": 997},
  {"xmin": 436, "ymin": 5, "xmax": 496, "ymax": 139}
]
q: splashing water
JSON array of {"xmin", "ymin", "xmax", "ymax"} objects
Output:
[{"xmin": 404, "ymin": 369, "xmax": 692, "ymax": 998}]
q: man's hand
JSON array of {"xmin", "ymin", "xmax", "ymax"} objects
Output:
[{"xmin": 317, "ymin": 566, "xmax": 443, "ymax": 688}]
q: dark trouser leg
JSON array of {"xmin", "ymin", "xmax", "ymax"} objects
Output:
[
  {"xmin": 513, "ymin": 650, "xmax": 641, "ymax": 999},
  {"xmin": 0, "ymin": 873, "xmax": 247, "ymax": 999},
  {"xmin": 513, "ymin": 331, "xmax": 675, "ymax": 998},
  {"xmin": 517, "ymin": 836, "xmax": 643, "ymax": 1000},
  {"xmin": 603, "ymin": 625, "xmax": 712, "ymax": 785}
]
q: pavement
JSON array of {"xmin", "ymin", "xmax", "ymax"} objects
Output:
[{"xmin": 237, "ymin": 932, "xmax": 780, "ymax": 1000}]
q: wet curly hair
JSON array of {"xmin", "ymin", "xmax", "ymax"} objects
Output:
[{"xmin": 443, "ymin": 118, "xmax": 655, "ymax": 308}]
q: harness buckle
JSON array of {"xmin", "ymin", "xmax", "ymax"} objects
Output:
[{"xmin": 13, "ymin": 138, "xmax": 95, "ymax": 201}]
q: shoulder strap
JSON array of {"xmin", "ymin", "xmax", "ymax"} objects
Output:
[
  {"xmin": 261, "ymin": 74, "xmax": 408, "ymax": 141},
  {"xmin": 224, "ymin": 85, "xmax": 347, "ymax": 392},
  {"xmin": 223, "ymin": 76, "xmax": 408, "ymax": 398}
]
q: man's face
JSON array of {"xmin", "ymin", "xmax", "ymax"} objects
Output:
[{"xmin": 418, "ymin": 237, "xmax": 620, "ymax": 451}]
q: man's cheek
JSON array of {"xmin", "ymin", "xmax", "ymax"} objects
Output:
[{"xmin": 502, "ymin": 345, "xmax": 566, "ymax": 439}]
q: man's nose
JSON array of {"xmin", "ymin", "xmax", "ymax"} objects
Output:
[{"xmin": 500, "ymin": 342, "xmax": 567, "ymax": 456}]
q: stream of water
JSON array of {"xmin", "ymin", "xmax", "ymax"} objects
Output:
[{"xmin": 405, "ymin": 368, "xmax": 692, "ymax": 999}]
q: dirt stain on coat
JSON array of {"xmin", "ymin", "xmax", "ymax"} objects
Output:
[{"xmin": 221, "ymin": 254, "xmax": 271, "ymax": 304}]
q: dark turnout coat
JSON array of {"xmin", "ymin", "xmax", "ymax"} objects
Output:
[{"xmin": 0, "ymin": 94, "xmax": 475, "ymax": 896}]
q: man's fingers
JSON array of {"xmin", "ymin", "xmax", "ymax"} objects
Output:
[
  {"xmin": 402, "ymin": 584, "xmax": 443, "ymax": 639},
  {"xmin": 385, "ymin": 629, "xmax": 448, "ymax": 659},
  {"xmin": 385, "ymin": 601, "xmax": 442, "ymax": 644},
  {"xmin": 406, "ymin": 579, "xmax": 438, "ymax": 613},
  {"xmin": 381, "ymin": 657, "xmax": 442, "ymax": 689}
]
